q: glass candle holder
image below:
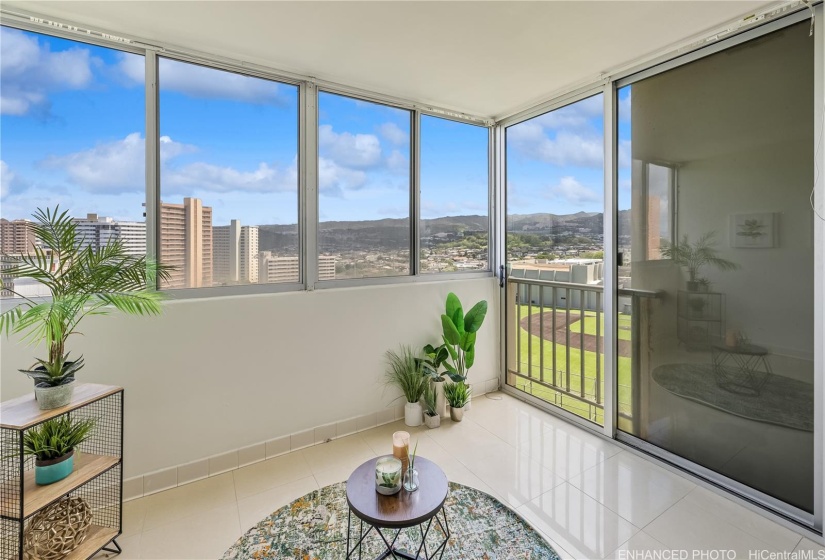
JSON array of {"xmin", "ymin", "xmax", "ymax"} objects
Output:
[
  {"xmin": 392, "ymin": 431, "xmax": 410, "ymax": 473},
  {"xmin": 375, "ymin": 456, "xmax": 402, "ymax": 495}
]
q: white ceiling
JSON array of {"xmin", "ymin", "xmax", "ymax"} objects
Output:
[{"xmin": 5, "ymin": 1, "xmax": 774, "ymax": 119}]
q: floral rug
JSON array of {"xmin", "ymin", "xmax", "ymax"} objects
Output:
[{"xmin": 221, "ymin": 482, "xmax": 559, "ymax": 559}]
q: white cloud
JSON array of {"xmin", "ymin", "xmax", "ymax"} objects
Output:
[
  {"xmin": 1, "ymin": 160, "xmax": 15, "ymax": 198},
  {"xmin": 546, "ymin": 176, "xmax": 600, "ymax": 204},
  {"xmin": 509, "ymin": 122, "xmax": 603, "ymax": 168},
  {"xmin": 318, "ymin": 157, "xmax": 367, "ymax": 196},
  {"xmin": 385, "ymin": 150, "xmax": 408, "ymax": 172},
  {"xmin": 318, "ymin": 125, "xmax": 382, "ymax": 168},
  {"xmin": 0, "ymin": 27, "xmax": 96, "ymax": 116},
  {"xmin": 118, "ymin": 55, "xmax": 289, "ymax": 104},
  {"xmin": 378, "ymin": 122, "xmax": 408, "ymax": 145},
  {"xmin": 165, "ymin": 160, "xmax": 297, "ymax": 194},
  {"xmin": 534, "ymin": 95, "xmax": 603, "ymax": 131}
]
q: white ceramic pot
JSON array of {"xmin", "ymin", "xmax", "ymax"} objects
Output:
[
  {"xmin": 404, "ymin": 401, "xmax": 423, "ymax": 427},
  {"xmin": 434, "ymin": 380, "xmax": 448, "ymax": 418}
]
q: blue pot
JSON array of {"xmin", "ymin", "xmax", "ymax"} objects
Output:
[{"xmin": 35, "ymin": 451, "xmax": 74, "ymax": 485}]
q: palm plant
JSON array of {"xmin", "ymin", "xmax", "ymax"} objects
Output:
[
  {"xmin": 0, "ymin": 207, "xmax": 171, "ymax": 387},
  {"xmin": 384, "ymin": 346, "xmax": 428, "ymax": 404},
  {"xmin": 661, "ymin": 231, "xmax": 738, "ymax": 285}
]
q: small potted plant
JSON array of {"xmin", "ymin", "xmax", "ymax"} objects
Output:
[
  {"xmin": 0, "ymin": 207, "xmax": 171, "ymax": 409},
  {"xmin": 419, "ymin": 343, "xmax": 449, "ymax": 418},
  {"xmin": 444, "ymin": 381, "xmax": 471, "ymax": 422},
  {"xmin": 422, "ymin": 383, "xmax": 440, "ymax": 429},
  {"xmin": 384, "ymin": 346, "xmax": 428, "ymax": 427},
  {"xmin": 440, "ymin": 293, "xmax": 487, "ymax": 410},
  {"xmin": 661, "ymin": 232, "xmax": 737, "ymax": 292},
  {"xmin": 23, "ymin": 416, "xmax": 96, "ymax": 485}
]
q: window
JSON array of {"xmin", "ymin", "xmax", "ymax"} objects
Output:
[
  {"xmin": 317, "ymin": 92, "xmax": 411, "ymax": 280},
  {"xmin": 158, "ymin": 58, "xmax": 299, "ymax": 290},
  {"xmin": 420, "ymin": 115, "xmax": 489, "ymax": 273},
  {"xmin": 0, "ymin": 27, "xmax": 145, "ymax": 299}
]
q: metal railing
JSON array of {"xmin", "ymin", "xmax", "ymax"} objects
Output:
[{"xmin": 506, "ymin": 276, "xmax": 660, "ymax": 425}]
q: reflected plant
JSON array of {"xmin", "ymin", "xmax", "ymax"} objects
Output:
[{"xmin": 661, "ymin": 232, "xmax": 738, "ymax": 283}]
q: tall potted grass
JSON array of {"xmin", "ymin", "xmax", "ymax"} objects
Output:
[
  {"xmin": 0, "ymin": 207, "xmax": 171, "ymax": 409},
  {"xmin": 384, "ymin": 346, "xmax": 428, "ymax": 427}
]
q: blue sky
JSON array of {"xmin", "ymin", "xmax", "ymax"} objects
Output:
[{"xmin": 1, "ymin": 26, "xmax": 626, "ymax": 228}]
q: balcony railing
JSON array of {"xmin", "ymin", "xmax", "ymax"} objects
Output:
[{"xmin": 506, "ymin": 276, "xmax": 660, "ymax": 426}]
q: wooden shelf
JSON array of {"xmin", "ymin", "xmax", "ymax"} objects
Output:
[
  {"xmin": 0, "ymin": 384, "xmax": 122, "ymax": 430},
  {"xmin": 0, "ymin": 453, "xmax": 120, "ymax": 519},
  {"xmin": 63, "ymin": 525, "xmax": 119, "ymax": 560}
]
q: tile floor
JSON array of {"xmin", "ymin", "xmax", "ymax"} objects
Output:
[{"xmin": 113, "ymin": 392, "xmax": 824, "ymax": 559}]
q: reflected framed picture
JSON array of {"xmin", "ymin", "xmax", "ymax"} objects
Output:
[{"xmin": 730, "ymin": 212, "xmax": 777, "ymax": 248}]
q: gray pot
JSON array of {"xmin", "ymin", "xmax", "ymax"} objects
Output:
[
  {"xmin": 34, "ymin": 380, "xmax": 75, "ymax": 410},
  {"xmin": 450, "ymin": 405, "xmax": 465, "ymax": 422},
  {"xmin": 424, "ymin": 413, "xmax": 441, "ymax": 429}
]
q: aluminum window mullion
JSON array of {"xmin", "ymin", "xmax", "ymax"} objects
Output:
[
  {"xmin": 412, "ymin": 110, "xmax": 421, "ymax": 276},
  {"xmin": 813, "ymin": 2, "xmax": 824, "ymax": 535},
  {"xmin": 602, "ymin": 81, "xmax": 617, "ymax": 439},
  {"xmin": 303, "ymin": 82, "xmax": 319, "ymax": 290},
  {"xmin": 145, "ymin": 51, "xmax": 160, "ymax": 288}
]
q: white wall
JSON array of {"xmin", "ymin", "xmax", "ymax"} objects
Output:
[{"xmin": 0, "ymin": 277, "xmax": 500, "ymax": 478}]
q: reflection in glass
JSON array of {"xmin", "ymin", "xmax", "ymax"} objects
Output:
[{"xmin": 618, "ymin": 22, "xmax": 814, "ymax": 513}]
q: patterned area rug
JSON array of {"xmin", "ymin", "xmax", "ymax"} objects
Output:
[
  {"xmin": 221, "ymin": 482, "xmax": 558, "ymax": 560},
  {"xmin": 653, "ymin": 363, "xmax": 813, "ymax": 431}
]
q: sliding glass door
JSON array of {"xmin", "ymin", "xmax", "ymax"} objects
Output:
[{"xmin": 615, "ymin": 20, "xmax": 816, "ymax": 520}]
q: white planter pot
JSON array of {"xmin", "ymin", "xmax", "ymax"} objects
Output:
[
  {"xmin": 404, "ymin": 402, "xmax": 423, "ymax": 427},
  {"xmin": 434, "ymin": 380, "xmax": 448, "ymax": 418}
]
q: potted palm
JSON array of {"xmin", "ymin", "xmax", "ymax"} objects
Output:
[
  {"xmin": 440, "ymin": 292, "xmax": 487, "ymax": 410},
  {"xmin": 422, "ymin": 383, "xmax": 440, "ymax": 429},
  {"xmin": 23, "ymin": 416, "xmax": 96, "ymax": 485},
  {"xmin": 0, "ymin": 207, "xmax": 171, "ymax": 409},
  {"xmin": 444, "ymin": 381, "xmax": 471, "ymax": 422},
  {"xmin": 661, "ymin": 232, "xmax": 738, "ymax": 292},
  {"xmin": 384, "ymin": 346, "xmax": 428, "ymax": 427}
]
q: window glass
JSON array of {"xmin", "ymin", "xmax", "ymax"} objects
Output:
[
  {"xmin": 317, "ymin": 92, "xmax": 411, "ymax": 279},
  {"xmin": 0, "ymin": 27, "xmax": 145, "ymax": 298},
  {"xmin": 158, "ymin": 58, "xmax": 299, "ymax": 289},
  {"xmin": 420, "ymin": 115, "xmax": 488, "ymax": 273}
]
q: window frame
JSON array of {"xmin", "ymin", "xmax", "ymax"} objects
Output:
[{"xmin": 0, "ymin": 17, "xmax": 494, "ymax": 302}]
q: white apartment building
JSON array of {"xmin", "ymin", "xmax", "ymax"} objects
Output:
[
  {"xmin": 73, "ymin": 214, "xmax": 146, "ymax": 257},
  {"xmin": 258, "ymin": 253, "xmax": 336, "ymax": 283},
  {"xmin": 213, "ymin": 220, "xmax": 259, "ymax": 285}
]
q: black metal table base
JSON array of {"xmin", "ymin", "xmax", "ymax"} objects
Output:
[{"xmin": 346, "ymin": 507, "xmax": 450, "ymax": 560}]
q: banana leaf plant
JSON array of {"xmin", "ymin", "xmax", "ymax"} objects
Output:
[
  {"xmin": 440, "ymin": 292, "xmax": 487, "ymax": 383},
  {"xmin": 0, "ymin": 207, "xmax": 172, "ymax": 387}
]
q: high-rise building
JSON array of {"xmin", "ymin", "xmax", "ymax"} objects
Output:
[
  {"xmin": 258, "ymin": 253, "xmax": 335, "ymax": 283},
  {"xmin": 212, "ymin": 220, "xmax": 259, "ymax": 285},
  {"xmin": 160, "ymin": 198, "xmax": 213, "ymax": 289},
  {"xmin": 0, "ymin": 219, "xmax": 36, "ymax": 254},
  {"xmin": 73, "ymin": 213, "xmax": 146, "ymax": 256}
]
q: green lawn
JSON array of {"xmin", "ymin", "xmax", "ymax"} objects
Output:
[{"xmin": 511, "ymin": 304, "xmax": 633, "ymax": 425}]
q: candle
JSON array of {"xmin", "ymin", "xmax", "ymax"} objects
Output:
[
  {"xmin": 375, "ymin": 456, "xmax": 402, "ymax": 495},
  {"xmin": 392, "ymin": 431, "xmax": 410, "ymax": 474},
  {"xmin": 726, "ymin": 329, "xmax": 739, "ymax": 347}
]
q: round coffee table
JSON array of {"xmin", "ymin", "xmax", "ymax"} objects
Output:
[{"xmin": 346, "ymin": 456, "xmax": 450, "ymax": 559}]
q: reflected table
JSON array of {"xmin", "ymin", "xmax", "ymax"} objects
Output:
[
  {"xmin": 346, "ymin": 457, "xmax": 450, "ymax": 560},
  {"xmin": 712, "ymin": 342, "xmax": 773, "ymax": 397}
]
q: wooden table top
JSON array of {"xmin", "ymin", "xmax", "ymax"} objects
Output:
[{"xmin": 346, "ymin": 456, "xmax": 448, "ymax": 529}]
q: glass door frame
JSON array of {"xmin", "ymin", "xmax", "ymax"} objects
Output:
[{"xmin": 496, "ymin": 4, "xmax": 823, "ymax": 537}]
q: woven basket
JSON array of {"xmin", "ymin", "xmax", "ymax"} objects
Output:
[{"xmin": 24, "ymin": 496, "xmax": 92, "ymax": 560}]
